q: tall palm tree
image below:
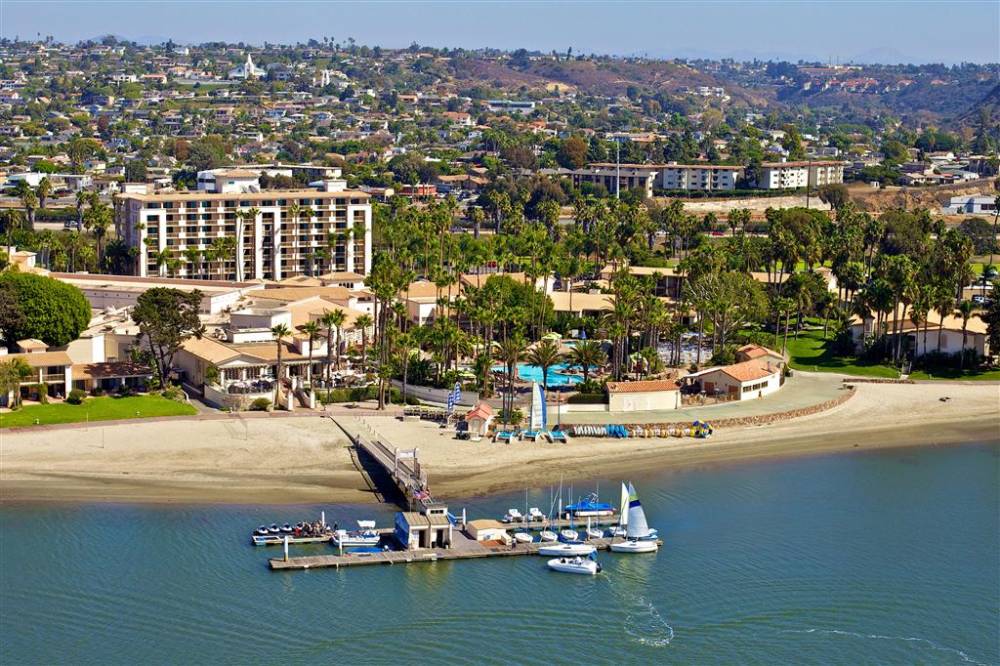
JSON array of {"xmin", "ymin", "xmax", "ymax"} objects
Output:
[
  {"xmin": 270, "ymin": 323, "xmax": 291, "ymax": 407},
  {"xmin": 355, "ymin": 313, "xmax": 374, "ymax": 369},
  {"xmin": 75, "ymin": 189, "xmax": 89, "ymax": 231},
  {"xmin": 36, "ymin": 177, "xmax": 52, "ymax": 210},
  {"xmin": 932, "ymin": 287, "xmax": 955, "ymax": 354},
  {"xmin": 83, "ymin": 201, "xmax": 112, "ymax": 271},
  {"xmin": 300, "ymin": 320, "xmax": 321, "ymax": 387},
  {"xmin": 321, "ymin": 309, "xmax": 347, "ymax": 384},
  {"xmin": 955, "ymin": 300, "xmax": 975, "ymax": 370},
  {"xmin": 16, "ymin": 182, "xmax": 37, "ymax": 230},
  {"xmin": 495, "ymin": 333, "xmax": 526, "ymax": 427},
  {"xmin": 525, "ymin": 338, "xmax": 562, "ymax": 390},
  {"xmin": 183, "ymin": 246, "xmax": 202, "ymax": 278},
  {"xmin": 567, "ymin": 339, "xmax": 606, "ymax": 385}
]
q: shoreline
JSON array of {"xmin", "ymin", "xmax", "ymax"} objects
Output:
[{"xmin": 2, "ymin": 382, "xmax": 997, "ymax": 506}]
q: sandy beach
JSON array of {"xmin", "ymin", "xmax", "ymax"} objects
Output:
[{"xmin": 1, "ymin": 380, "xmax": 997, "ymax": 504}]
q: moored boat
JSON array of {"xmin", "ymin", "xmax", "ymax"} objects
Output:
[
  {"xmin": 331, "ymin": 520, "xmax": 380, "ymax": 548},
  {"xmin": 547, "ymin": 556, "xmax": 601, "ymax": 575},
  {"xmin": 538, "ymin": 543, "xmax": 597, "ymax": 557},
  {"xmin": 514, "ymin": 532, "xmax": 534, "ymax": 544},
  {"xmin": 539, "ymin": 530, "xmax": 558, "ymax": 542},
  {"xmin": 564, "ymin": 493, "xmax": 615, "ymax": 517},
  {"xmin": 610, "ymin": 538, "xmax": 658, "ymax": 553},
  {"xmin": 559, "ymin": 529, "xmax": 580, "ymax": 542}
]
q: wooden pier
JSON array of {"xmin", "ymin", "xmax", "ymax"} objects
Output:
[{"xmin": 330, "ymin": 416, "xmax": 429, "ymax": 510}]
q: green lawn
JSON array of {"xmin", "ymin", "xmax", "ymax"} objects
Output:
[
  {"xmin": 0, "ymin": 395, "xmax": 197, "ymax": 429},
  {"xmin": 907, "ymin": 368, "xmax": 1000, "ymax": 381},
  {"xmin": 784, "ymin": 326, "xmax": 901, "ymax": 379}
]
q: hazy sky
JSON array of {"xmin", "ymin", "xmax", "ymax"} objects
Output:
[{"xmin": 2, "ymin": 1, "xmax": 998, "ymax": 64}]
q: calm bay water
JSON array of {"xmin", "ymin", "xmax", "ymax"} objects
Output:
[{"xmin": 2, "ymin": 443, "xmax": 998, "ymax": 665}]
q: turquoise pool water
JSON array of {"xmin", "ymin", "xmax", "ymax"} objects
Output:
[{"xmin": 494, "ymin": 363, "xmax": 585, "ymax": 386}]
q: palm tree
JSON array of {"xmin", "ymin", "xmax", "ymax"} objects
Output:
[
  {"xmin": 183, "ymin": 246, "xmax": 202, "ymax": 278},
  {"xmin": 525, "ymin": 338, "xmax": 562, "ymax": 390},
  {"xmin": 75, "ymin": 189, "xmax": 88, "ymax": 231},
  {"xmin": 300, "ymin": 320, "xmax": 321, "ymax": 387},
  {"xmin": 355, "ymin": 313, "xmax": 374, "ymax": 369},
  {"xmin": 321, "ymin": 309, "xmax": 347, "ymax": 385},
  {"xmin": 495, "ymin": 333, "xmax": 526, "ymax": 427},
  {"xmin": 395, "ymin": 331, "xmax": 416, "ymax": 405},
  {"xmin": 955, "ymin": 300, "xmax": 975, "ymax": 370},
  {"xmin": 36, "ymin": 177, "xmax": 52, "ymax": 210},
  {"xmin": 153, "ymin": 248, "xmax": 174, "ymax": 276},
  {"xmin": 567, "ymin": 339, "xmax": 605, "ymax": 385},
  {"xmin": 19, "ymin": 185, "xmax": 38, "ymax": 231},
  {"xmin": 270, "ymin": 323, "xmax": 291, "ymax": 407},
  {"xmin": 932, "ymin": 287, "xmax": 955, "ymax": 354},
  {"xmin": 83, "ymin": 201, "xmax": 112, "ymax": 271}
]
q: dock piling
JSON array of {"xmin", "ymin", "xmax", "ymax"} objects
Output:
[{"xmin": 283, "ymin": 535, "xmax": 289, "ymax": 562}]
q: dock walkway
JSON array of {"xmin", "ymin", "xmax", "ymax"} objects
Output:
[{"xmin": 270, "ymin": 534, "xmax": 653, "ymax": 571}]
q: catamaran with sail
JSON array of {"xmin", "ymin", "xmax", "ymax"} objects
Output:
[{"xmin": 610, "ymin": 482, "xmax": 659, "ymax": 553}]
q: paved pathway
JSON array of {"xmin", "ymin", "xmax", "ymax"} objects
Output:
[{"xmin": 563, "ymin": 372, "xmax": 846, "ymax": 424}]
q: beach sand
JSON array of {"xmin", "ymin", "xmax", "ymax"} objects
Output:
[{"xmin": 2, "ymin": 381, "xmax": 997, "ymax": 504}]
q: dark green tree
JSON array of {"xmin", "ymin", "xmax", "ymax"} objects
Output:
[
  {"xmin": 132, "ymin": 288, "xmax": 205, "ymax": 387},
  {"xmin": 0, "ymin": 272, "xmax": 90, "ymax": 346}
]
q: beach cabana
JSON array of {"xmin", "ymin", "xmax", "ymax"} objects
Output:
[{"xmin": 464, "ymin": 402, "xmax": 494, "ymax": 441}]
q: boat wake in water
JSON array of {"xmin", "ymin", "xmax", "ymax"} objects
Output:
[
  {"xmin": 623, "ymin": 595, "xmax": 674, "ymax": 648},
  {"xmin": 781, "ymin": 628, "xmax": 989, "ymax": 665}
]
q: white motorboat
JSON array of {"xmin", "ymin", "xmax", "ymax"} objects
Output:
[
  {"xmin": 539, "ymin": 530, "xmax": 558, "ymax": 542},
  {"xmin": 331, "ymin": 520, "xmax": 380, "ymax": 548},
  {"xmin": 528, "ymin": 507, "xmax": 545, "ymax": 521},
  {"xmin": 254, "ymin": 525, "xmax": 269, "ymax": 536},
  {"xmin": 586, "ymin": 527, "xmax": 604, "ymax": 540},
  {"xmin": 280, "ymin": 523, "xmax": 293, "ymax": 533},
  {"xmin": 503, "ymin": 508, "xmax": 524, "ymax": 523},
  {"xmin": 611, "ymin": 538, "xmax": 658, "ymax": 553},
  {"xmin": 547, "ymin": 556, "xmax": 601, "ymax": 575},
  {"xmin": 559, "ymin": 529, "xmax": 580, "ymax": 542},
  {"xmin": 513, "ymin": 532, "xmax": 534, "ymax": 544},
  {"xmin": 538, "ymin": 543, "xmax": 597, "ymax": 557}
]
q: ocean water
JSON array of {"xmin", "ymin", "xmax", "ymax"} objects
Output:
[{"xmin": 1, "ymin": 443, "xmax": 998, "ymax": 665}]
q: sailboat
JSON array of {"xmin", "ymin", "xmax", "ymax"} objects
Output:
[{"xmin": 610, "ymin": 482, "xmax": 659, "ymax": 553}]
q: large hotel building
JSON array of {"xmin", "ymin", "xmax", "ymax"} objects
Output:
[{"xmin": 115, "ymin": 171, "xmax": 372, "ymax": 282}]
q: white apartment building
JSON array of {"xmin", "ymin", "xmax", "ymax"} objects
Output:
[
  {"xmin": 757, "ymin": 161, "xmax": 845, "ymax": 190},
  {"xmin": 115, "ymin": 185, "xmax": 373, "ymax": 282},
  {"xmin": 658, "ymin": 163, "xmax": 743, "ymax": 191}
]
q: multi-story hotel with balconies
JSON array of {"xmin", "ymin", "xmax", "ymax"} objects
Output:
[{"xmin": 115, "ymin": 182, "xmax": 372, "ymax": 282}]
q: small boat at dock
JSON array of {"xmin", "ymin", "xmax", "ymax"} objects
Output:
[
  {"xmin": 331, "ymin": 520, "xmax": 380, "ymax": 548},
  {"xmin": 559, "ymin": 529, "xmax": 580, "ymax": 542},
  {"xmin": 538, "ymin": 543, "xmax": 597, "ymax": 557},
  {"xmin": 564, "ymin": 493, "xmax": 615, "ymax": 517},
  {"xmin": 547, "ymin": 556, "xmax": 600, "ymax": 575},
  {"xmin": 539, "ymin": 530, "xmax": 558, "ymax": 542},
  {"xmin": 610, "ymin": 538, "xmax": 658, "ymax": 553},
  {"xmin": 514, "ymin": 532, "xmax": 534, "ymax": 544}
]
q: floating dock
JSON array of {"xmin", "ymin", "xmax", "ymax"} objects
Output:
[{"xmin": 269, "ymin": 529, "xmax": 662, "ymax": 571}]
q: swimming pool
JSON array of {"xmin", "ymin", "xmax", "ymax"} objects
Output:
[{"xmin": 493, "ymin": 363, "xmax": 585, "ymax": 387}]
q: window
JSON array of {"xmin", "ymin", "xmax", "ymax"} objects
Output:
[{"xmin": 163, "ymin": 202, "xmax": 173, "ymax": 209}]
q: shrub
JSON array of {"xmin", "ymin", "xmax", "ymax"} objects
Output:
[
  {"xmin": 567, "ymin": 393, "xmax": 606, "ymax": 404},
  {"xmin": 36, "ymin": 383, "xmax": 49, "ymax": 404},
  {"xmin": 162, "ymin": 385, "xmax": 185, "ymax": 402},
  {"xmin": 249, "ymin": 397, "xmax": 272, "ymax": 411},
  {"xmin": 66, "ymin": 388, "xmax": 86, "ymax": 405},
  {"xmin": 709, "ymin": 346, "xmax": 736, "ymax": 366}
]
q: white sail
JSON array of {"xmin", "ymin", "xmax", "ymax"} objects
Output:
[
  {"xmin": 529, "ymin": 382, "xmax": 546, "ymax": 431},
  {"xmin": 625, "ymin": 482, "xmax": 651, "ymax": 539},
  {"xmin": 619, "ymin": 482, "xmax": 630, "ymax": 527}
]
